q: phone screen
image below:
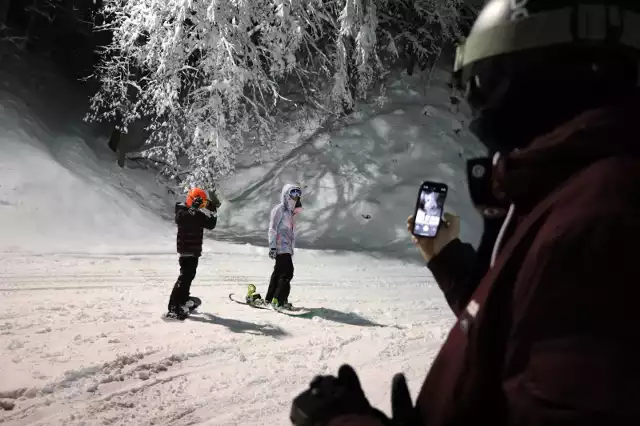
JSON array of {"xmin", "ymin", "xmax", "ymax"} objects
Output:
[{"xmin": 413, "ymin": 182, "xmax": 447, "ymax": 238}]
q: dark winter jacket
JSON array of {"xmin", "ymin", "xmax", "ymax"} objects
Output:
[
  {"xmin": 175, "ymin": 202, "xmax": 217, "ymax": 256},
  {"xmin": 328, "ymin": 94, "xmax": 640, "ymax": 426}
]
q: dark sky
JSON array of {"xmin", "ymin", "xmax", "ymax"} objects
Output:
[{"xmin": 1, "ymin": 0, "xmax": 107, "ymax": 81}]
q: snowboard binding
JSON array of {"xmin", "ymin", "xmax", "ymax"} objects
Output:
[{"xmin": 246, "ymin": 284, "xmax": 264, "ymax": 305}]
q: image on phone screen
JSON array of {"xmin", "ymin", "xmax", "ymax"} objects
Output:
[{"xmin": 413, "ymin": 184, "xmax": 447, "ymax": 238}]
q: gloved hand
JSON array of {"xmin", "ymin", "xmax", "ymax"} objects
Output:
[
  {"xmin": 191, "ymin": 196, "xmax": 204, "ymax": 209},
  {"xmin": 407, "ymin": 212, "xmax": 460, "ymax": 262},
  {"xmin": 209, "ymin": 191, "xmax": 222, "ymax": 210},
  {"xmin": 269, "ymin": 248, "xmax": 277, "ymax": 259},
  {"xmin": 290, "ymin": 364, "xmax": 417, "ymax": 426},
  {"xmin": 201, "ymin": 199, "xmax": 214, "ymax": 211}
]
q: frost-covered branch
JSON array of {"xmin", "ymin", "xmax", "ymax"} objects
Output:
[{"xmin": 86, "ymin": 0, "xmax": 465, "ymax": 189}]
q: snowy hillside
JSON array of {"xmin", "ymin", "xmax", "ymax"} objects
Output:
[
  {"xmin": 216, "ymin": 68, "xmax": 486, "ymax": 258},
  {"xmin": 0, "ymin": 51, "xmax": 176, "ymax": 254},
  {"xmin": 0, "ymin": 49, "xmax": 484, "ymax": 258},
  {"xmin": 0, "ymin": 51, "xmax": 481, "ymax": 425}
]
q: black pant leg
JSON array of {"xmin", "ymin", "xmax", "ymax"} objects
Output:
[
  {"xmin": 168, "ymin": 256, "xmax": 199, "ymax": 310},
  {"xmin": 266, "ymin": 256, "xmax": 284, "ymax": 302},
  {"xmin": 274, "ymin": 254, "xmax": 293, "ymax": 304},
  {"xmin": 279, "ymin": 255, "xmax": 294, "ymax": 304}
]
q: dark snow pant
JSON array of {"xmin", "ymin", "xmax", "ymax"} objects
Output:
[
  {"xmin": 266, "ymin": 254, "xmax": 294, "ymax": 306},
  {"xmin": 168, "ymin": 256, "xmax": 199, "ymax": 311}
]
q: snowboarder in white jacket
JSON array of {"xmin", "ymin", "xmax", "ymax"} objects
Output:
[{"xmin": 265, "ymin": 183, "xmax": 302, "ymax": 308}]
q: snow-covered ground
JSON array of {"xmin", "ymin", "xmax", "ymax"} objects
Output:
[
  {"xmin": 0, "ymin": 50, "xmax": 481, "ymax": 425},
  {"xmin": 0, "ymin": 250, "xmax": 453, "ymax": 425}
]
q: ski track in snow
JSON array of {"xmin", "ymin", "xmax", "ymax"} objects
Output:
[{"xmin": 0, "ymin": 250, "xmax": 454, "ymax": 425}]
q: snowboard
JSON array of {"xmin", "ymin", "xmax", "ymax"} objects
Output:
[
  {"xmin": 186, "ymin": 296, "xmax": 202, "ymax": 312},
  {"xmin": 228, "ymin": 293, "xmax": 311, "ymax": 317}
]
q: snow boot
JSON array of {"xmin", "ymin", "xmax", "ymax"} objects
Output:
[{"xmin": 166, "ymin": 304, "xmax": 190, "ymax": 320}]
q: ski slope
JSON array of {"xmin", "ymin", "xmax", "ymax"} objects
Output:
[
  {"xmin": 0, "ymin": 50, "xmax": 480, "ymax": 425},
  {"xmin": 0, "ymin": 250, "xmax": 454, "ymax": 425}
]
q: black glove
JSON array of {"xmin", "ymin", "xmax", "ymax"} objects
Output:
[
  {"xmin": 390, "ymin": 372, "xmax": 419, "ymax": 426},
  {"xmin": 291, "ymin": 364, "xmax": 414, "ymax": 426},
  {"xmin": 209, "ymin": 192, "xmax": 222, "ymax": 210},
  {"xmin": 269, "ymin": 248, "xmax": 277, "ymax": 259},
  {"xmin": 191, "ymin": 196, "xmax": 204, "ymax": 209}
]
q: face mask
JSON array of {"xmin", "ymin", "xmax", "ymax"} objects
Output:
[{"xmin": 287, "ymin": 197, "xmax": 296, "ymax": 210}]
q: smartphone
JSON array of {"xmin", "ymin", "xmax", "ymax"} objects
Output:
[{"xmin": 411, "ymin": 181, "xmax": 448, "ymax": 238}]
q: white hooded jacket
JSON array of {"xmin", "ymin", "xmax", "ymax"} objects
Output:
[{"xmin": 268, "ymin": 184, "xmax": 302, "ymax": 255}]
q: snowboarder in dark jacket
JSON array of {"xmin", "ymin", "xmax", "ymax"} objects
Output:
[{"xmin": 166, "ymin": 187, "xmax": 218, "ymax": 320}]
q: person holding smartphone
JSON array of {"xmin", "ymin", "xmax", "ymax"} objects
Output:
[{"xmin": 288, "ymin": 1, "xmax": 640, "ymax": 425}]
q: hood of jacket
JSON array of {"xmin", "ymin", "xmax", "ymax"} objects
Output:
[
  {"xmin": 175, "ymin": 202, "xmax": 188, "ymax": 214},
  {"xmin": 281, "ymin": 183, "xmax": 302, "ymax": 212}
]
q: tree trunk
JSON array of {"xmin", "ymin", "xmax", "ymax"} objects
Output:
[
  {"xmin": 341, "ymin": 36, "xmax": 358, "ymax": 116},
  {"xmin": 25, "ymin": 0, "xmax": 42, "ymax": 51},
  {"xmin": 108, "ymin": 129, "xmax": 121, "ymax": 153},
  {"xmin": 117, "ymin": 147, "xmax": 126, "ymax": 168}
]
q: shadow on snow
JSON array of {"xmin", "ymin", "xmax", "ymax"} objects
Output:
[
  {"xmin": 187, "ymin": 312, "xmax": 289, "ymax": 338},
  {"xmin": 291, "ymin": 306, "xmax": 400, "ymax": 329}
]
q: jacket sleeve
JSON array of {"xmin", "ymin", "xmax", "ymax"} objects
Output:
[
  {"xmin": 200, "ymin": 209, "xmax": 217, "ymax": 230},
  {"xmin": 175, "ymin": 207, "xmax": 190, "ymax": 225},
  {"xmin": 503, "ymin": 215, "xmax": 640, "ymax": 425},
  {"xmin": 426, "ymin": 238, "xmax": 477, "ymax": 317},
  {"xmin": 268, "ymin": 205, "xmax": 283, "ymax": 249}
]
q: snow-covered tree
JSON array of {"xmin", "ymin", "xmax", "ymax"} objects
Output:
[
  {"xmin": 377, "ymin": 0, "xmax": 464, "ymax": 75},
  {"xmin": 86, "ymin": 0, "xmax": 464, "ymax": 189}
]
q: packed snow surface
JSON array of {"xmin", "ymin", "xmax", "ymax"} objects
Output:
[
  {"xmin": 0, "ymin": 51, "xmax": 483, "ymax": 424},
  {"xmin": 0, "ymin": 250, "xmax": 454, "ymax": 425}
]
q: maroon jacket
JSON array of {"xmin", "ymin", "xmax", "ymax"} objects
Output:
[{"xmin": 329, "ymin": 97, "xmax": 640, "ymax": 426}]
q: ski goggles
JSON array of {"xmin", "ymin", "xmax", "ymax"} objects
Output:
[{"xmin": 288, "ymin": 188, "xmax": 302, "ymax": 199}]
